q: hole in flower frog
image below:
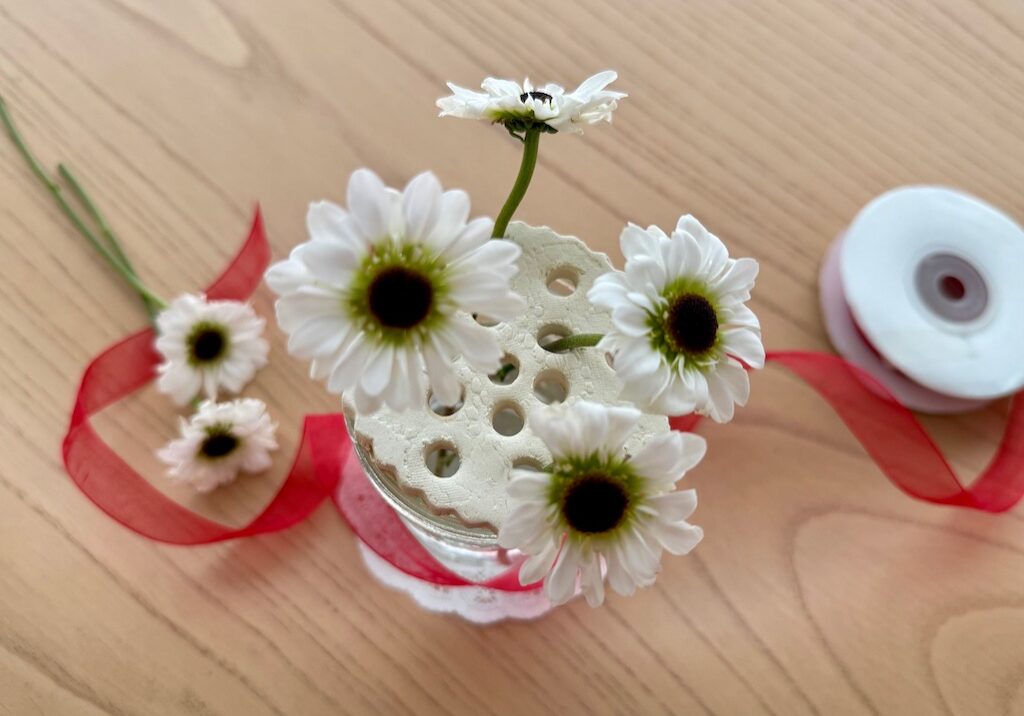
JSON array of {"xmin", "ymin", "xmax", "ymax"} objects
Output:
[
  {"xmin": 425, "ymin": 441, "xmax": 461, "ymax": 477},
  {"xmin": 492, "ymin": 402, "xmax": 525, "ymax": 437},
  {"xmin": 489, "ymin": 354, "xmax": 520, "ymax": 385},
  {"xmin": 427, "ymin": 385, "xmax": 465, "ymax": 417},
  {"xmin": 511, "ymin": 457, "xmax": 546, "ymax": 475},
  {"xmin": 473, "ymin": 313, "xmax": 500, "ymax": 327},
  {"xmin": 537, "ymin": 324, "xmax": 570, "ymax": 352},
  {"xmin": 533, "ymin": 370, "xmax": 568, "ymax": 404},
  {"xmin": 546, "ymin": 266, "xmax": 579, "ymax": 297}
]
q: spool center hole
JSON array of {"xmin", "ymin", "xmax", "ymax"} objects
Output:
[
  {"xmin": 939, "ymin": 274, "xmax": 966, "ymax": 301},
  {"xmin": 913, "ymin": 252, "xmax": 987, "ymax": 323}
]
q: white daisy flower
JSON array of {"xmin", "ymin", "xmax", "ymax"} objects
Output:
[
  {"xmin": 154, "ymin": 294, "xmax": 269, "ymax": 406},
  {"xmin": 157, "ymin": 398, "xmax": 278, "ymax": 493},
  {"xmin": 265, "ymin": 168, "xmax": 525, "ymax": 413},
  {"xmin": 498, "ymin": 400, "xmax": 706, "ymax": 607},
  {"xmin": 588, "ymin": 216, "xmax": 765, "ymax": 423},
  {"xmin": 437, "ymin": 71, "xmax": 626, "ymax": 136}
]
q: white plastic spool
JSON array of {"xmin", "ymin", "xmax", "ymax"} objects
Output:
[{"xmin": 820, "ymin": 186, "xmax": 1024, "ymax": 414}]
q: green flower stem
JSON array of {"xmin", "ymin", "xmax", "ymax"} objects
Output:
[
  {"xmin": 58, "ymin": 164, "xmax": 134, "ymax": 274},
  {"xmin": 57, "ymin": 163, "xmax": 163, "ymax": 320},
  {"xmin": 0, "ymin": 95, "xmax": 165, "ymax": 315},
  {"xmin": 491, "ymin": 127, "xmax": 541, "ymax": 239},
  {"xmin": 544, "ymin": 333, "xmax": 604, "ymax": 353}
]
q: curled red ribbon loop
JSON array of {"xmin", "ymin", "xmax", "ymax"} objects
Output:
[{"xmin": 62, "ymin": 208, "xmax": 349, "ymax": 544}]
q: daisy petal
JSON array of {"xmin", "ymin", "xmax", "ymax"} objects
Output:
[
  {"xmin": 722, "ymin": 327, "xmax": 765, "ymax": 369},
  {"xmin": 518, "ymin": 538, "xmax": 559, "ymax": 586},
  {"xmin": 443, "ymin": 319, "xmax": 502, "ymax": 372},
  {"xmin": 647, "ymin": 520, "xmax": 704, "ymax": 555},
  {"xmin": 546, "ymin": 543, "xmax": 582, "ymax": 605},
  {"xmin": 647, "ymin": 490, "xmax": 698, "ymax": 522},
  {"xmin": 402, "ymin": 171, "xmax": 442, "ymax": 244},
  {"xmin": 361, "ymin": 344, "xmax": 395, "ymax": 397},
  {"xmin": 631, "ymin": 432, "xmax": 707, "ymax": 485},
  {"xmin": 499, "ymin": 503, "xmax": 549, "ymax": 549},
  {"xmin": 346, "ymin": 169, "xmax": 391, "ymax": 242},
  {"xmin": 579, "ymin": 552, "xmax": 606, "ymax": 607}
]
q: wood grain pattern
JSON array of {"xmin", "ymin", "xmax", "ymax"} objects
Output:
[{"xmin": 2, "ymin": 1, "xmax": 1023, "ymax": 713}]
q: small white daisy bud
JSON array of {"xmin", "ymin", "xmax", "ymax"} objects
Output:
[
  {"xmin": 157, "ymin": 399, "xmax": 278, "ymax": 493},
  {"xmin": 154, "ymin": 294, "xmax": 269, "ymax": 406}
]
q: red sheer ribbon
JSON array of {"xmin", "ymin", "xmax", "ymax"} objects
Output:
[
  {"xmin": 671, "ymin": 354, "xmax": 1024, "ymax": 512},
  {"xmin": 765, "ymin": 351, "xmax": 1024, "ymax": 512},
  {"xmin": 63, "ymin": 208, "xmax": 350, "ymax": 544},
  {"xmin": 334, "ymin": 450, "xmax": 532, "ymax": 590},
  {"xmin": 60, "ymin": 212, "xmax": 1024, "ymax": 584}
]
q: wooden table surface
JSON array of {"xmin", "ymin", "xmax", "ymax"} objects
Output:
[{"xmin": 2, "ymin": 1, "xmax": 1024, "ymax": 714}]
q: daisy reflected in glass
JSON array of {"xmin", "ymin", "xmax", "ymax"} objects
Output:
[
  {"xmin": 498, "ymin": 400, "xmax": 706, "ymax": 607},
  {"xmin": 265, "ymin": 168, "xmax": 525, "ymax": 413},
  {"xmin": 437, "ymin": 71, "xmax": 625, "ymax": 138},
  {"xmin": 157, "ymin": 398, "xmax": 278, "ymax": 493},
  {"xmin": 587, "ymin": 216, "xmax": 765, "ymax": 422},
  {"xmin": 155, "ymin": 294, "xmax": 269, "ymax": 406}
]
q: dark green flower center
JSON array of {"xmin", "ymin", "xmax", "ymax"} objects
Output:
[
  {"xmin": 519, "ymin": 91, "xmax": 553, "ymax": 103},
  {"xmin": 562, "ymin": 473, "xmax": 630, "ymax": 534},
  {"xmin": 187, "ymin": 325, "xmax": 228, "ymax": 364},
  {"xmin": 367, "ymin": 267, "xmax": 434, "ymax": 329},
  {"xmin": 667, "ymin": 293, "xmax": 719, "ymax": 355},
  {"xmin": 200, "ymin": 431, "xmax": 239, "ymax": 459}
]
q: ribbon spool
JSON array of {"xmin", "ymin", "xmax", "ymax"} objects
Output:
[{"xmin": 819, "ymin": 186, "xmax": 1024, "ymax": 414}]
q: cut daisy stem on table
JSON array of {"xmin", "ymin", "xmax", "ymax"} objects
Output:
[
  {"xmin": 3, "ymin": 94, "xmax": 276, "ymax": 491},
  {"xmin": 2, "ymin": 95, "xmax": 272, "ymax": 408},
  {"xmin": 57, "ymin": 163, "xmax": 164, "ymax": 320},
  {"xmin": 0, "ymin": 95, "xmax": 166, "ymax": 320}
]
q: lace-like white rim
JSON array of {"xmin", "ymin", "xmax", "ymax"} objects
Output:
[{"xmin": 357, "ymin": 541, "xmax": 561, "ymax": 624}]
